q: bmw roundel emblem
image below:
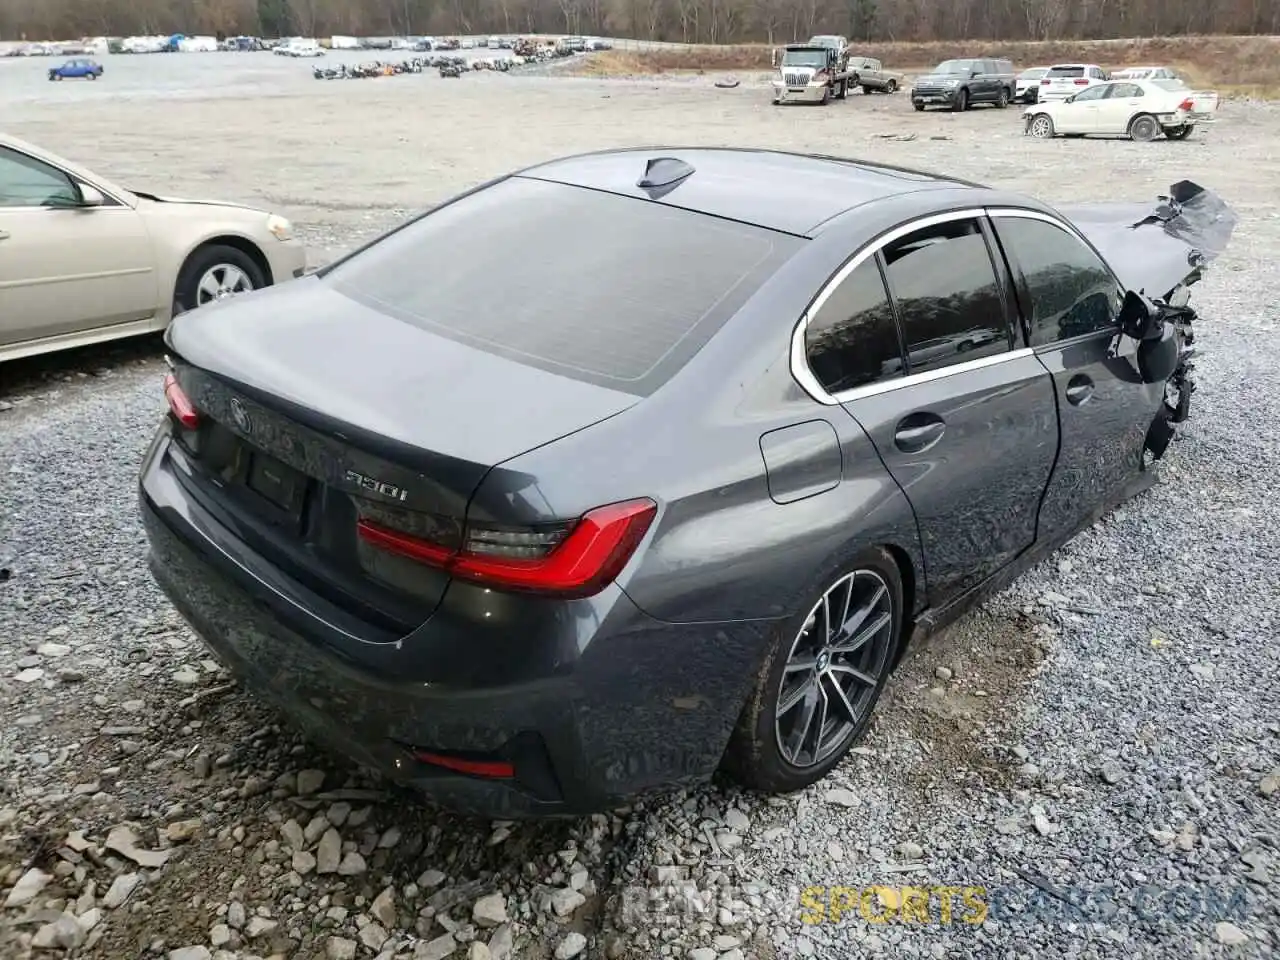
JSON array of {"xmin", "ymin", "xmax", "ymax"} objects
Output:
[{"xmin": 229, "ymin": 397, "xmax": 252, "ymax": 434}]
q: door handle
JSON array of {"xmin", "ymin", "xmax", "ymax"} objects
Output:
[
  {"xmin": 894, "ymin": 413, "xmax": 946, "ymax": 453},
  {"xmin": 0, "ymin": 230, "xmax": 10, "ymax": 240},
  {"xmin": 1065, "ymin": 375, "xmax": 1094, "ymax": 405}
]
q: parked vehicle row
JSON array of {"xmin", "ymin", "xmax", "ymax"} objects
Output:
[{"xmin": 894, "ymin": 56, "xmax": 1221, "ymax": 141}]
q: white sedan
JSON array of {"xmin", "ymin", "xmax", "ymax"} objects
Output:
[
  {"xmin": 1023, "ymin": 78, "xmax": 1210, "ymax": 142},
  {"xmin": 0, "ymin": 133, "xmax": 307, "ymax": 363}
]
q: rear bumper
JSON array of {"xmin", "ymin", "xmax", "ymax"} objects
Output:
[{"xmin": 138, "ymin": 428, "xmax": 773, "ymax": 818}]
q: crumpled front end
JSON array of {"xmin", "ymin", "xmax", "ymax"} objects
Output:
[
  {"xmin": 1058, "ymin": 180, "xmax": 1237, "ymax": 302},
  {"xmin": 1062, "ymin": 181, "xmax": 1238, "ymax": 462}
]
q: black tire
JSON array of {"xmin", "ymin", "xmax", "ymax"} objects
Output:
[
  {"xmin": 996, "ymin": 87, "xmax": 1009, "ymax": 108},
  {"xmin": 1129, "ymin": 113, "xmax": 1158, "ymax": 142},
  {"xmin": 721, "ymin": 547, "xmax": 903, "ymax": 794},
  {"xmin": 862, "ymin": 85, "xmax": 873, "ymax": 95},
  {"xmin": 1167, "ymin": 125, "xmax": 1194, "ymax": 140},
  {"xmin": 172, "ymin": 244, "xmax": 267, "ymax": 316},
  {"xmin": 1027, "ymin": 113, "xmax": 1055, "ymax": 139},
  {"xmin": 913, "ymin": 101, "xmax": 925, "ymax": 111},
  {"xmin": 836, "ymin": 80, "xmax": 847, "ymax": 100},
  {"xmin": 820, "ymin": 86, "xmax": 830, "ymax": 105},
  {"xmin": 953, "ymin": 87, "xmax": 968, "ymax": 112},
  {"xmin": 886, "ymin": 79, "xmax": 897, "ymax": 93}
]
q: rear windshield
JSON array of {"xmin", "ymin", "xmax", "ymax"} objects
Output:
[
  {"xmin": 323, "ymin": 176, "xmax": 796, "ymax": 395},
  {"xmin": 1046, "ymin": 66, "xmax": 1086, "ymax": 78},
  {"xmin": 1153, "ymin": 79, "xmax": 1188, "ymax": 91}
]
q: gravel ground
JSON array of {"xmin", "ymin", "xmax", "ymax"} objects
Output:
[{"xmin": 2, "ymin": 65, "xmax": 1279, "ymax": 960}]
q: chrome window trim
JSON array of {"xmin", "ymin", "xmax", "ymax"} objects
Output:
[{"xmin": 791, "ymin": 205, "xmax": 1049, "ymax": 406}]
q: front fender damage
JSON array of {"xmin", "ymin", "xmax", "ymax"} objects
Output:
[{"xmin": 1063, "ymin": 181, "xmax": 1238, "ymax": 465}]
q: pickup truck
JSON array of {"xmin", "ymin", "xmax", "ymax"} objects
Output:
[
  {"xmin": 771, "ymin": 44, "xmax": 857, "ymax": 104},
  {"xmin": 847, "ymin": 55, "xmax": 903, "ymax": 94}
]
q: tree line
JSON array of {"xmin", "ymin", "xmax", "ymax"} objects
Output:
[{"xmin": 2, "ymin": 0, "xmax": 1276, "ymax": 45}]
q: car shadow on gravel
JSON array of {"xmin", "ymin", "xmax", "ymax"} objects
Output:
[
  {"xmin": 873, "ymin": 601, "xmax": 1055, "ymax": 806},
  {"xmin": 49, "ymin": 672, "xmax": 607, "ymax": 958},
  {"xmin": 0, "ymin": 335, "xmax": 167, "ymax": 411}
]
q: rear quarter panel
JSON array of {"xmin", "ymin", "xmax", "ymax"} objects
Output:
[{"xmin": 472, "ymin": 211, "xmax": 940, "ymax": 625}]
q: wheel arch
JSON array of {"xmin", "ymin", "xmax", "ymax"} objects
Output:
[
  {"xmin": 880, "ymin": 541, "xmax": 920, "ymax": 670},
  {"xmin": 178, "ymin": 234, "xmax": 274, "ymax": 288}
]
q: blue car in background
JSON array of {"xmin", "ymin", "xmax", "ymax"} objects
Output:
[{"xmin": 48, "ymin": 59, "xmax": 104, "ymax": 81}]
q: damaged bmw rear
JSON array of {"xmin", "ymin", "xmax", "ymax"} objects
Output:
[{"xmin": 138, "ymin": 149, "xmax": 1236, "ymax": 817}]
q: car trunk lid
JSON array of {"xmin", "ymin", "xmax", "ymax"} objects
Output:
[{"xmin": 163, "ymin": 277, "xmax": 640, "ymax": 631}]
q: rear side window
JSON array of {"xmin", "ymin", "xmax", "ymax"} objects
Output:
[
  {"xmin": 324, "ymin": 177, "xmax": 797, "ymax": 395},
  {"xmin": 991, "ymin": 215, "xmax": 1123, "ymax": 347},
  {"xmin": 880, "ymin": 218, "xmax": 1010, "ymax": 374},
  {"xmin": 805, "ymin": 257, "xmax": 903, "ymax": 394}
]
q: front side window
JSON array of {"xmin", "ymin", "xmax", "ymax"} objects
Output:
[
  {"xmin": 0, "ymin": 147, "xmax": 79, "ymax": 208},
  {"xmin": 880, "ymin": 218, "xmax": 1009, "ymax": 374},
  {"xmin": 805, "ymin": 257, "xmax": 903, "ymax": 394},
  {"xmin": 992, "ymin": 215, "xmax": 1124, "ymax": 347}
]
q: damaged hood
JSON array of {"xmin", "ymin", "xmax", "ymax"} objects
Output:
[
  {"xmin": 131, "ymin": 190, "xmax": 259, "ymax": 212},
  {"xmin": 1058, "ymin": 180, "xmax": 1238, "ymax": 301}
]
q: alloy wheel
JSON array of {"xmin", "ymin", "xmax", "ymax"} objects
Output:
[
  {"xmin": 1030, "ymin": 115, "xmax": 1054, "ymax": 138},
  {"xmin": 774, "ymin": 569, "xmax": 895, "ymax": 768},
  {"xmin": 195, "ymin": 264, "xmax": 254, "ymax": 306}
]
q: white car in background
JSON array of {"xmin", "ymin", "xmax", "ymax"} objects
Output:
[
  {"xmin": 276, "ymin": 39, "xmax": 323, "ymax": 57},
  {"xmin": 1023, "ymin": 78, "xmax": 1214, "ymax": 141},
  {"xmin": 0, "ymin": 133, "xmax": 306, "ymax": 364},
  {"xmin": 1015, "ymin": 66, "xmax": 1049, "ymax": 103},
  {"xmin": 1037, "ymin": 63, "xmax": 1108, "ymax": 101}
]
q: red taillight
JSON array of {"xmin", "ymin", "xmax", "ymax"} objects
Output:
[
  {"xmin": 1178, "ymin": 98, "xmax": 1194, "ymax": 111},
  {"xmin": 163, "ymin": 373, "xmax": 199, "ymax": 429},
  {"xmin": 356, "ymin": 497, "xmax": 657, "ymax": 598},
  {"xmin": 1073, "ymin": 78, "xmax": 1089, "ymax": 85},
  {"xmin": 412, "ymin": 751, "xmax": 514, "ymax": 779}
]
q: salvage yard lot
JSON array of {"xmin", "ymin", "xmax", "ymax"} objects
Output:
[{"xmin": 2, "ymin": 57, "xmax": 1279, "ymax": 960}]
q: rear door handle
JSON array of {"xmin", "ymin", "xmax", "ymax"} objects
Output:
[
  {"xmin": 0, "ymin": 230, "xmax": 10, "ymax": 240},
  {"xmin": 1065, "ymin": 375, "xmax": 1094, "ymax": 405},
  {"xmin": 894, "ymin": 413, "xmax": 946, "ymax": 453}
]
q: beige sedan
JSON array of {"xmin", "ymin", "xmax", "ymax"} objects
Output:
[{"xmin": 0, "ymin": 133, "xmax": 307, "ymax": 363}]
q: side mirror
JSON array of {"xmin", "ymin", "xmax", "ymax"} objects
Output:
[
  {"xmin": 1117, "ymin": 288, "xmax": 1159, "ymax": 340},
  {"xmin": 970, "ymin": 69, "xmax": 980, "ymax": 78},
  {"xmin": 77, "ymin": 183, "xmax": 106, "ymax": 207}
]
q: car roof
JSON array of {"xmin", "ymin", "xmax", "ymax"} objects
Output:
[{"xmin": 514, "ymin": 147, "xmax": 981, "ymax": 237}]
